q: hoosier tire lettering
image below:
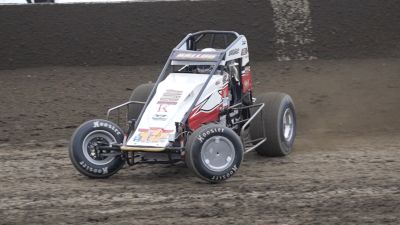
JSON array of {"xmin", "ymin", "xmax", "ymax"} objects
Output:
[
  {"xmin": 197, "ymin": 127, "xmax": 225, "ymax": 143},
  {"xmin": 93, "ymin": 121, "xmax": 122, "ymax": 136},
  {"xmin": 211, "ymin": 165, "xmax": 238, "ymax": 181},
  {"xmin": 79, "ymin": 161, "xmax": 108, "ymax": 175}
]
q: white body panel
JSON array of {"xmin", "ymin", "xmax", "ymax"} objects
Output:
[
  {"xmin": 225, "ymin": 36, "xmax": 249, "ymax": 66},
  {"xmin": 127, "ymin": 73, "xmax": 224, "ymax": 147}
]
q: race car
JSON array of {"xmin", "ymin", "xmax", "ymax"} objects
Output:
[{"xmin": 69, "ymin": 30, "xmax": 296, "ymax": 183}]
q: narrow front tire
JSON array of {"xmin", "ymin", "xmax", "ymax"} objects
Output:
[{"xmin": 69, "ymin": 119, "xmax": 125, "ymax": 178}]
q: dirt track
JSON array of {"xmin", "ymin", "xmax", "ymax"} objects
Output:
[{"xmin": 1, "ymin": 59, "xmax": 400, "ymax": 224}]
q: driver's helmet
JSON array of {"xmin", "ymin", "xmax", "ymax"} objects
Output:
[{"xmin": 196, "ymin": 48, "xmax": 216, "ymax": 74}]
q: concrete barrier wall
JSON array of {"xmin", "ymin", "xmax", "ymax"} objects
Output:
[
  {"xmin": 0, "ymin": 0, "xmax": 399, "ymax": 69},
  {"xmin": 310, "ymin": 0, "xmax": 400, "ymax": 59}
]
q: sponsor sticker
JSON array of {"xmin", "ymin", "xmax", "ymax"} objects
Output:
[
  {"xmin": 173, "ymin": 52, "xmax": 219, "ymax": 61},
  {"xmin": 134, "ymin": 128, "xmax": 174, "ymax": 144},
  {"xmin": 157, "ymin": 89, "xmax": 183, "ymax": 105},
  {"xmin": 156, "ymin": 89, "xmax": 183, "ymax": 113},
  {"xmin": 152, "ymin": 113, "xmax": 168, "ymax": 121},
  {"xmin": 228, "ymin": 48, "xmax": 240, "ymax": 56},
  {"xmin": 241, "ymin": 48, "xmax": 248, "ymax": 56}
]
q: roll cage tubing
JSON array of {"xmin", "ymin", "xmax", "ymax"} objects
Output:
[{"xmin": 133, "ymin": 31, "xmax": 243, "ymax": 137}]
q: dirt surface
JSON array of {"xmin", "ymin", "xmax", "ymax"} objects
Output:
[
  {"xmin": 1, "ymin": 59, "xmax": 400, "ymax": 224},
  {"xmin": 1, "ymin": 134, "xmax": 400, "ymax": 225}
]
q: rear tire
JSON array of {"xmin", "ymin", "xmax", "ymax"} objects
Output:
[
  {"xmin": 185, "ymin": 124, "xmax": 244, "ymax": 183},
  {"xmin": 69, "ymin": 119, "xmax": 125, "ymax": 178},
  {"xmin": 250, "ymin": 92, "xmax": 296, "ymax": 156},
  {"xmin": 127, "ymin": 83, "xmax": 154, "ymax": 121}
]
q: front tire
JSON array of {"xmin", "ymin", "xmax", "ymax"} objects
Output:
[
  {"xmin": 185, "ymin": 124, "xmax": 244, "ymax": 183},
  {"xmin": 69, "ymin": 119, "xmax": 125, "ymax": 178},
  {"xmin": 250, "ymin": 92, "xmax": 296, "ymax": 156}
]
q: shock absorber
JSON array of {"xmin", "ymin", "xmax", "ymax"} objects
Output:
[{"xmin": 175, "ymin": 122, "xmax": 187, "ymax": 160}]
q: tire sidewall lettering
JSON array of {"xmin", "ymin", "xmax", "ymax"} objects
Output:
[
  {"xmin": 210, "ymin": 164, "xmax": 238, "ymax": 181},
  {"xmin": 197, "ymin": 127, "xmax": 225, "ymax": 143},
  {"xmin": 93, "ymin": 120, "xmax": 122, "ymax": 137},
  {"xmin": 79, "ymin": 161, "xmax": 109, "ymax": 175}
]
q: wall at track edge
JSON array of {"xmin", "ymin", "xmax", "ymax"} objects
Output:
[{"xmin": 0, "ymin": 0, "xmax": 399, "ymax": 69}]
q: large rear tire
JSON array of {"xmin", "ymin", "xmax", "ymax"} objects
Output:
[
  {"xmin": 250, "ymin": 92, "xmax": 296, "ymax": 156},
  {"xmin": 185, "ymin": 124, "xmax": 244, "ymax": 183},
  {"xmin": 69, "ymin": 119, "xmax": 125, "ymax": 178},
  {"xmin": 127, "ymin": 83, "xmax": 154, "ymax": 121}
]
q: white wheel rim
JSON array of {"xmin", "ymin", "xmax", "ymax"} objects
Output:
[
  {"xmin": 282, "ymin": 108, "xmax": 294, "ymax": 142},
  {"xmin": 200, "ymin": 136, "xmax": 235, "ymax": 172}
]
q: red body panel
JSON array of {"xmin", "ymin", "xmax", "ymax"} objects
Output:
[
  {"xmin": 188, "ymin": 83, "xmax": 227, "ymax": 130},
  {"xmin": 188, "ymin": 103, "xmax": 221, "ymax": 130},
  {"xmin": 241, "ymin": 66, "xmax": 252, "ymax": 93}
]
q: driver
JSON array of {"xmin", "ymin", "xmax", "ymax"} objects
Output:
[
  {"xmin": 196, "ymin": 48, "xmax": 217, "ymax": 74},
  {"xmin": 195, "ymin": 48, "xmax": 238, "ymax": 82}
]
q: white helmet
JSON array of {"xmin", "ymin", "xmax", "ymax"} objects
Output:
[{"xmin": 197, "ymin": 48, "xmax": 216, "ymax": 74}]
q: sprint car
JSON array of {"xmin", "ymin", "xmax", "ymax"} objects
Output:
[{"xmin": 69, "ymin": 30, "xmax": 296, "ymax": 183}]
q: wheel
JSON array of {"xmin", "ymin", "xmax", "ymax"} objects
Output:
[
  {"xmin": 185, "ymin": 124, "xmax": 244, "ymax": 183},
  {"xmin": 127, "ymin": 83, "xmax": 154, "ymax": 121},
  {"xmin": 69, "ymin": 119, "xmax": 125, "ymax": 178},
  {"xmin": 250, "ymin": 92, "xmax": 296, "ymax": 156}
]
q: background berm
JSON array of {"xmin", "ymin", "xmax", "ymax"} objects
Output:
[{"xmin": 0, "ymin": 1, "xmax": 399, "ymax": 224}]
